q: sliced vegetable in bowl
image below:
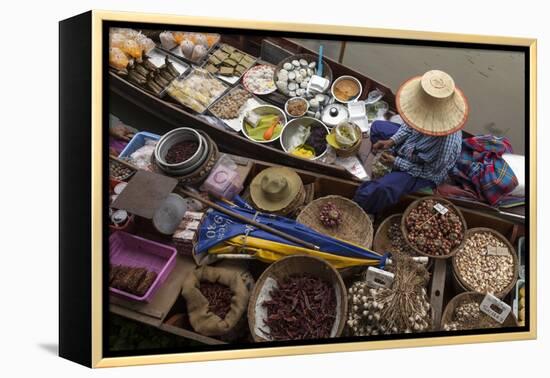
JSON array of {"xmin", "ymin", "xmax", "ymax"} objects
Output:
[
  {"xmin": 326, "ymin": 122, "xmax": 361, "ymax": 150},
  {"xmin": 241, "ymin": 105, "xmax": 286, "ymax": 143}
]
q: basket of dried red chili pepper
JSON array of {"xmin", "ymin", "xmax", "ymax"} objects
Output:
[{"xmin": 247, "ymin": 255, "xmax": 348, "ymax": 342}]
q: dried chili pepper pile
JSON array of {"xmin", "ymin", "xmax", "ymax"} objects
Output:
[
  {"xmin": 200, "ymin": 282, "xmax": 233, "ymax": 319},
  {"xmin": 262, "ymin": 274, "xmax": 336, "ymax": 341}
]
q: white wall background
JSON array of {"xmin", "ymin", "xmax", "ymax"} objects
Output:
[{"xmin": 0, "ymin": 0, "xmax": 547, "ymax": 376}]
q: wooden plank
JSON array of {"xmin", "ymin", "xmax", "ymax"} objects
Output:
[
  {"xmin": 429, "ymin": 259, "xmax": 447, "ymax": 330},
  {"xmin": 159, "ymin": 323, "xmax": 226, "ymax": 345},
  {"xmin": 109, "ymin": 255, "xmax": 197, "ymax": 327},
  {"xmin": 260, "ymin": 39, "xmax": 294, "ymax": 65},
  {"xmin": 111, "ymin": 170, "xmax": 178, "ymax": 219}
]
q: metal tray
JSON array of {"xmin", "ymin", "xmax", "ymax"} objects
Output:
[
  {"xmin": 164, "ymin": 68, "xmax": 230, "ymax": 115},
  {"xmin": 202, "ymin": 44, "xmax": 258, "ymax": 86},
  {"xmin": 147, "ymin": 47, "xmax": 190, "ymax": 77},
  {"xmin": 159, "ymin": 32, "xmax": 221, "ymax": 66},
  {"xmin": 206, "ymin": 85, "xmax": 267, "ymax": 132}
]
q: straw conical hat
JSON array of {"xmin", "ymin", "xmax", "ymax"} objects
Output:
[{"xmin": 396, "ymin": 70, "xmax": 469, "ymax": 136}]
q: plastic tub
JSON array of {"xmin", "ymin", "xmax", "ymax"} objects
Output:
[
  {"xmin": 109, "ymin": 231, "xmax": 177, "ymax": 302},
  {"xmin": 152, "ymin": 193, "xmax": 189, "ymax": 235},
  {"xmin": 109, "ymin": 179, "xmax": 134, "ymax": 234},
  {"xmin": 118, "ymin": 131, "xmax": 160, "ymax": 159}
]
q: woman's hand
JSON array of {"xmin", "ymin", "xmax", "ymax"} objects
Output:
[
  {"xmin": 372, "ymin": 139, "xmax": 395, "ymax": 153},
  {"xmin": 380, "ymin": 151, "xmax": 396, "ymax": 167},
  {"xmin": 110, "ymin": 124, "xmax": 135, "ymax": 141}
]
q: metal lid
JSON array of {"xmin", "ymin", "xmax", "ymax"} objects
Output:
[{"xmin": 321, "ymin": 104, "xmax": 349, "ymax": 127}]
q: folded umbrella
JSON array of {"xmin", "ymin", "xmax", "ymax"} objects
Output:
[{"xmin": 195, "ymin": 196, "xmax": 386, "ymax": 268}]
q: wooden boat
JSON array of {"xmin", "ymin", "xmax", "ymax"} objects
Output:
[
  {"xmin": 109, "ymin": 36, "xmax": 397, "ymax": 182},
  {"xmin": 109, "ymin": 155, "xmax": 525, "ymax": 345},
  {"xmin": 110, "ymin": 34, "xmax": 525, "ymax": 219}
]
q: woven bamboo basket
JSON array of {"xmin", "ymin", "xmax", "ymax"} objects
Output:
[
  {"xmin": 247, "ymin": 255, "xmax": 347, "ymax": 342},
  {"xmin": 401, "ymin": 196, "xmax": 467, "ymax": 259},
  {"xmin": 373, "ymin": 213, "xmax": 432, "ymax": 268},
  {"xmin": 297, "ymin": 195, "xmax": 373, "ymax": 248},
  {"xmin": 274, "ymin": 54, "xmax": 333, "ymax": 98},
  {"xmin": 441, "ymin": 292, "xmax": 519, "ymax": 331},
  {"xmin": 451, "ymin": 227, "xmax": 518, "ymax": 298},
  {"xmin": 331, "ymin": 122, "xmax": 363, "ymax": 158}
]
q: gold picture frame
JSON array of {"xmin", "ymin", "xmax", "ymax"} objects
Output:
[{"xmin": 59, "ymin": 9, "xmax": 537, "ymax": 368}]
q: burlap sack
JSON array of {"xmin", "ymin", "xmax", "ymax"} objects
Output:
[{"xmin": 181, "ymin": 265, "xmax": 249, "ymax": 337}]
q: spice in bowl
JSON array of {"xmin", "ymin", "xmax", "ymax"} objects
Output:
[
  {"xmin": 333, "ymin": 76, "xmax": 361, "ymax": 102},
  {"xmin": 261, "ymin": 274, "xmax": 336, "ymax": 340},
  {"xmin": 286, "ymin": 97, "xmax": 308, "ymax": 117},
  {"xmin": 404, "ymin": 198, "xmax": 465, "ymax": 256},
  {"xmin": 165, "ymin": 140, "xmax": 199, "ymax": 164},
  {"xmin": 454, "ymin": 231, "xmax": 515, "ymax": 294}
]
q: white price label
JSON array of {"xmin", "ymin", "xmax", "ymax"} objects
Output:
[
  {"xmin": 366, "ymin": 267, "xmax": 394, "ymax": 289},
  {"xmin": 480, "ymin": 293, "xmax": 511, "ymax": 324},
  {"xmin": 434, "ymin": 203, "xmax": 449, "ymax": 215},
  {"xmin": 486, "ymin": 245, "xmax": 510, "ymax": 256}
]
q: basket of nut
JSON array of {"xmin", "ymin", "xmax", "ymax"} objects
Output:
[
  {"xmin": 452, "ymin": 228, "xmax": 518, "ymax": 298},
  {"xmin": 373, "ymin": 213, "xmax": 433, "ymax": 268},
  {"xmin": 441, "ymin": 292, "xmax": 518, "ymax": 331},
  {"xmin": 401, "ymin": 196, "xmax": 467, "ymax": 259}
]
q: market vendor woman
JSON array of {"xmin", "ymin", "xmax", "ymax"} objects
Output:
[{"xmin": 354, "ymin": 70, "xmax": 469, "ymax": 214}]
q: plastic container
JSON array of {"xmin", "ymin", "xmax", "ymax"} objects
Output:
[
  {"xmin": 201, "ymin": 155, "xmax": 242, "ymax": 200},
  {"xmin": 152, "ymin": 193, "xmax": 190, "ymax": 235},
  {"xmin": 109, "ymin": 231, "xmax": 177, "ymax": 302},
  {"xmin": 109, "ymin": 179, "xmax": 134, "ymax": 234},
  {"xmin": 118, "ymin": 131, "xmax": 160, "ymax": 159}
]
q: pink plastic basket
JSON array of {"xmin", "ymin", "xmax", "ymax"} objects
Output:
[{"xmin": 109, "ymin": 231, "xmax": 177, "ymax": 302}]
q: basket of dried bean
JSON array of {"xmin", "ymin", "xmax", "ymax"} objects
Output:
[
  {"xmin": 248, "ymin": 255, "xmax": 347, "ymax": 342},
  {"xmin": 452, "ymin": 228, "xmax": 518, "ymax": 298},
  {"xmin": 180, "ymin": 265, "xmax": 251, "ymax": 340},
  {"xmin": 441, "ymin": 292, "xmax": 518, "ymax": 331},
  {"xmin": 401, "ymin": 196, "xmax": 467, "ymax": 259}
]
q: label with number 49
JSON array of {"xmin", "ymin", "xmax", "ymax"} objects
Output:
[
  {"xmin": 480, "ymin": 293, "xmax": 511, "ymax": 324},
  {"xmin": 366, "ymin": 267, "xmax": 394, "ymax": 289},
  {"xmin": 434, "ymin": 203, "xmax": 449, "ymax": 215}
]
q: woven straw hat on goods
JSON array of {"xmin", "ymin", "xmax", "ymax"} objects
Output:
[
  {"xmin": 396, "ymin": 70, "xmax": 469, "ymax": 136},
  {"xmin": 250, "ymin": 167, "xmax": 304, "ymax": 212}
]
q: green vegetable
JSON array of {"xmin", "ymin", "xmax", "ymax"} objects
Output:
[{"xmin": 244, "ymin": 114, "xmax": 282, "ymax": 141}]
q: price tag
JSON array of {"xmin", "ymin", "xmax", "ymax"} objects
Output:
[
  {"xmin": 480, "ymin": 293, "xmax": 511, "ymax": 324},
  {"xmin": 486, "ymin": 245, "xmax": 510, "ymax": 256},
  {"xmin": 434, "ymin": 203, "xmax": 449, "ymax": 215},
  {"xmin": 366, "ymin": 267, "xmax": 394, "ymax": 289}
]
